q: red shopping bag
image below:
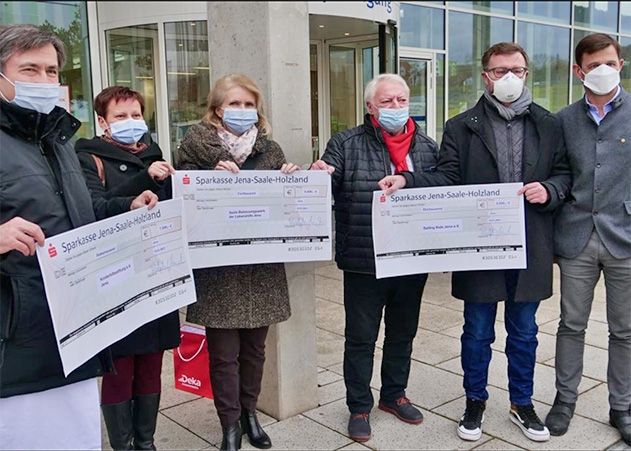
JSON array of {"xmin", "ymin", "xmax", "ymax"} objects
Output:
[{"xmin": 173, "ymin": 325, "xmax": 213, "ymax": 399}]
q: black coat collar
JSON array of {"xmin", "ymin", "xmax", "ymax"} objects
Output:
[
  {"xmin": 463, "ymin": 96, "xmax": 545, "ymax": 182},
  {"xmin": 75, "ymin": 135, "xmax": 163, "ymax": 167},
  {"xmin": 0, "ymin": 100, "xmax": 80, "ymax": 144}
]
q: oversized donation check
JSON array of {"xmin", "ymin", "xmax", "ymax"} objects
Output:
[
  {"xmin": 172, "ymin": 170, "xmax": 332, "ymax": 268},
  {"xmin": 37, "ymin": 199, "xmax": 196, "ymax": 376},
  {"xmin": 372, "ymin": 183, "xmax": 527, "ymax": 279}
]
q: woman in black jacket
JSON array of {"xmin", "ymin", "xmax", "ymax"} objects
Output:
[{"xmin": 76, "ymin": 86, "xmax": 179, "ymax": 450}]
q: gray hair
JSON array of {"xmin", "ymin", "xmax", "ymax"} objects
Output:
[
  {"xmin": 364, "ymin": 73, "xmax": 410, "ymax": 104},
  {"xmin": 0, "ymin": 24, "xmax": 66, "ymax": 73}
]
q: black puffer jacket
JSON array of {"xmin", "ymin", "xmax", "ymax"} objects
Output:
[
  {"xmin": 321, "ymin": 114, "xmax": 439, "ymax": 274},
  {"xmin": 75, "ymin": 136, "xmax": 180, "ymax": 357},
  {"xmin": 0, "ymin": 102, "xmax": 130, "ymax": 398}
]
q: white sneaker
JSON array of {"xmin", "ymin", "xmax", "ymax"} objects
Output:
[
  {"xmin": 510, "ymin": 404, "xmax": 551, "ymax": 442},
  {"xmin": 457, "ymin": 399, "xmax": 486, "ymax": 441}
]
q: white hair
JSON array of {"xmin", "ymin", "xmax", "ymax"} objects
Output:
[{"xmin": 363, "ymin": 73, "xmax": 410, "ymax": 105}]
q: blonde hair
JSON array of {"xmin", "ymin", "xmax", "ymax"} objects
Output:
[{"xmin": 202, "ymin": 73, "xmax": 271, "ymax": 136}]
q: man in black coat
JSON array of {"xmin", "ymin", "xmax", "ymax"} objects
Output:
[
  {"xmin": 380, "ymin": 42, "xmax": 571, "ymax": 443},
  {"xmin": 0, "ymin": 24, "xmax": 157, "ymax": 449},
  {"xmin": 311, "ymin": 74, "xmax": 440, "ymax": 442}
]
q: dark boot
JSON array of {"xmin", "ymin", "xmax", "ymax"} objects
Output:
[
  {"xmin": 133, "ymin": 393, "xmax": 160, "ymax": 450},
  {"xmin": 220, "ymin": 422, "xmax": 242, "ymax": 451},
  {"xmin": 240, "ymin": 410, "xmax": 272, "ymax": 449},
  {"xmin": 102, "ymin": 400, "xmax": 134, "ymax": 450}
]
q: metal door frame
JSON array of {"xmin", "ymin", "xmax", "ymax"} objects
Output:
[{"xmin": 399, "ymin": 48, "xmax": 436, "ymax": 140}]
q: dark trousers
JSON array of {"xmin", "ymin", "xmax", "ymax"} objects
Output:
[
  {"xmin": 343, "ymin": 271, "xmax": 427, "ymax": 413},
  {"xmin": 206, "ymin": 326, "xmax": 269, "ymax": 427},
  {"xmin": 101, "ymin": 351, "xmax": 164, "ymax": 404}
]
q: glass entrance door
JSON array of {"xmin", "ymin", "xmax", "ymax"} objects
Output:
[
  {"xmin": 106, "ymin": 25, "xmax": 160, "ymax": 142},
  {"xmin": 400, "ymin": 56, "xmax": 435, "ymax": 138}
]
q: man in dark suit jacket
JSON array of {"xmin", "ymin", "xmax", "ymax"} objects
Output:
[
  {"xmin": 379, "ymin": 42, "xmax": 571, "ymax": 443},
  {"xmin": 544, "ymin": 33, "xmax": 631, "ymax": 446}
]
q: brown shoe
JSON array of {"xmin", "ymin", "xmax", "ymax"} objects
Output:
[
  {"xmin": 348, "ymin": 413, "xmax": 371, "ymax": 442},
  {"xmin": 378, "ymin": 396, "xmax": 424, "ymax": 425}
]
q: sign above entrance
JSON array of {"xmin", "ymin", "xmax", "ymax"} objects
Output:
[{"xmin": 308, "ymin": 1, "xmax": 400, "ymax": 24}]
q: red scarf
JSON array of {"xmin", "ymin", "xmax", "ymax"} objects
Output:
[{"xmin": 371, "ymin": 116, "xmax": 415, "ymax": 173}]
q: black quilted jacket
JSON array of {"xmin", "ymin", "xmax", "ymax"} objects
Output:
[{"xmin": 321, "ymin": 114, "xmax": 439, "ymax": 274}]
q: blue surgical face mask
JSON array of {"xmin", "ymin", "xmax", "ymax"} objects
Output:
[
  {"xmin": 222, "ymin": 108, "xmax": 258, "ymax": 135},
  {"xmin": 109, "ymin": 118, "xmax": 148, "ymax": 144},
  {"xmin": 0, "ymin": 72, "xmax": 60, "ymax": 114},
  {"xmin": 377, "ymin": 107, "xmax": 409, "ymax": 133}
]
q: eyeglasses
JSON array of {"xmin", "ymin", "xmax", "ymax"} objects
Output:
[{"xmin": 485, "ymin": 66, "xmax": 528, "ymax": 79}]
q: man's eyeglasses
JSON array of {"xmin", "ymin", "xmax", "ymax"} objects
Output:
[{"xmin": 485, "ymin": 66, "xmax": 528, "ymax": 79}]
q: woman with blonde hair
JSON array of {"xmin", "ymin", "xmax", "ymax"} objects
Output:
[{"xmin": 177, "ymin": 73, "xmax": 298, "ymax": 451}]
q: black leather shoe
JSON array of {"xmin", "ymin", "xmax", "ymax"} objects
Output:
[
  {"xmin": 378, "ymin": 396, "xmax": 424, "ymax": 424},
  {"xmin": 220, "ymin": 422, "xmax": 242, "ymax": 451},
  {"xmin": 610, "ymin": 409, "xmax": 631, "ymax": 446},
  {"xmin": 240, "ymin": 410, "xmax": 271, "ymax": 449},
  {"xmin": 545, "ymin": 394, "xmax": 575, "ymax": 436}
]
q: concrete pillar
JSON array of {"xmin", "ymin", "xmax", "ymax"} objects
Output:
[{"xmin": 206, "ymin": 2, "xmax": 318, "ymax": 419}]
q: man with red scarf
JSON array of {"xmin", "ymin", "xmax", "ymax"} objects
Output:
[{"xmin": 311, "ymin": 74, "xmax": 440, "ymax": 442}]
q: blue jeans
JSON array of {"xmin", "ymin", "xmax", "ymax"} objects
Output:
[{"xmin": 461, "ymin": 300, "xmax": 540, "ymax": 406}]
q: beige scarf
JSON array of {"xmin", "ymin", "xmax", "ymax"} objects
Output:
[{"xmin": 216, "ymin": 126, "xmax": 258, "ymax": 165}]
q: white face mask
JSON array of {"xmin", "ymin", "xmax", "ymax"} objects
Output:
[
  {"xmin": 582, "ymin": 64, "xmax": 620, "ymax": 95},
  {"xmin": 0, "ymin": 72, "xmax": 60, "ymax": 114},
  {"xmin": 492, "ymin": 72, "xmax": 524, "ymax": 104}
]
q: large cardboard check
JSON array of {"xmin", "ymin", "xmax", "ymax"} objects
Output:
[
  {"xmin": 37, "ymin": 199, "xmax": 196, "ymax": 376},
  {"xmin": 372, "ymin": 183, "xmax": 526, "ymax": 279},
  {"xmin": 173, "ymin": 170, "xmax": 332, "ymax": 268}
]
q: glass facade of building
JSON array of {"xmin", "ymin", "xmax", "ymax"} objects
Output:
[
  {"xmin": 2, "ymin": 1, "xmax": 629, "ymax": 149},
  {"xmin": 400, "ymin": 1, "xmax": 631, "ymax": 142}
]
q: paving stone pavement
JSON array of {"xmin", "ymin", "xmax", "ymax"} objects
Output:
[{"xmin": 102, "ymin": 263, "xmax": 630, "ymax": 450}]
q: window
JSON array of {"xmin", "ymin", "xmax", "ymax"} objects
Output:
[
  {"xmin": 164, "ymin": 21, "xmax": 210, "ymax": 162},
  {"xmin": 454, "ymin": 1, "xmax": 513, "ymax": 15},
  {"xmin": 106, "ymin": 24, "xmax": 160, "ymax": 141},
  {"xmin": 1, "ymin": 1, "xmax": 94, "ymax": 139},
  {"xmin": 571, "ymin": 29, "xmax": 593, "ymax": 102},
  {"xmin": 573, "ymin": 1, "xmax": 618, "ymax": 32},
  {"xmin": 400, "ymin": 4, "xmax": 444, "ymax": 49},
  {"xmin": 448, "ymin": 11, "xmax": 513, "ymax": 118},
  {"xmin": 621, "ymin": 37, "xmax": 631, "ymax": 93},
  {"xmin": 329, "ymin": 47, "xmax": 356, "ymax": 135},
  {"xmin": 518, "ymin": 22, "xmax": 570, "ymax": 112},
  {"xmin": 517, "ymin": 1, "xmax": 570, "ymax": 25},
  {"xmin": 621, "ymin": 2, "xmax": 631, "ymax": 36}
]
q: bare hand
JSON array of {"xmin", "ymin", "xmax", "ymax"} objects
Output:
[
  {"xmin": 215, "ymin": 160, "xmax": 240, "ymax": 173},
  {"xmin": 280, "ymin": 163, "xmax": 300, "ymax": 174},
  {"xmin": 148, "ymin": 161, "xmax": 175, "ymax": 181},
  {"xmin": 130, "ymin": 190, "xmax": 158, "ymax": 210},
  {"xmin": 310, "ymin": 159, "xmax": 335, "ymax": 174},
  {"xmin": 378, "ymin": 175, "xmax": 407, "ymax": 195},
  {"xmin": 517, "ymin": 182, "xmax": 549, "ymax": 204},
  {"xmin": 0, "ymin": 217, "xmax": 45, "ymax": 256}
]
